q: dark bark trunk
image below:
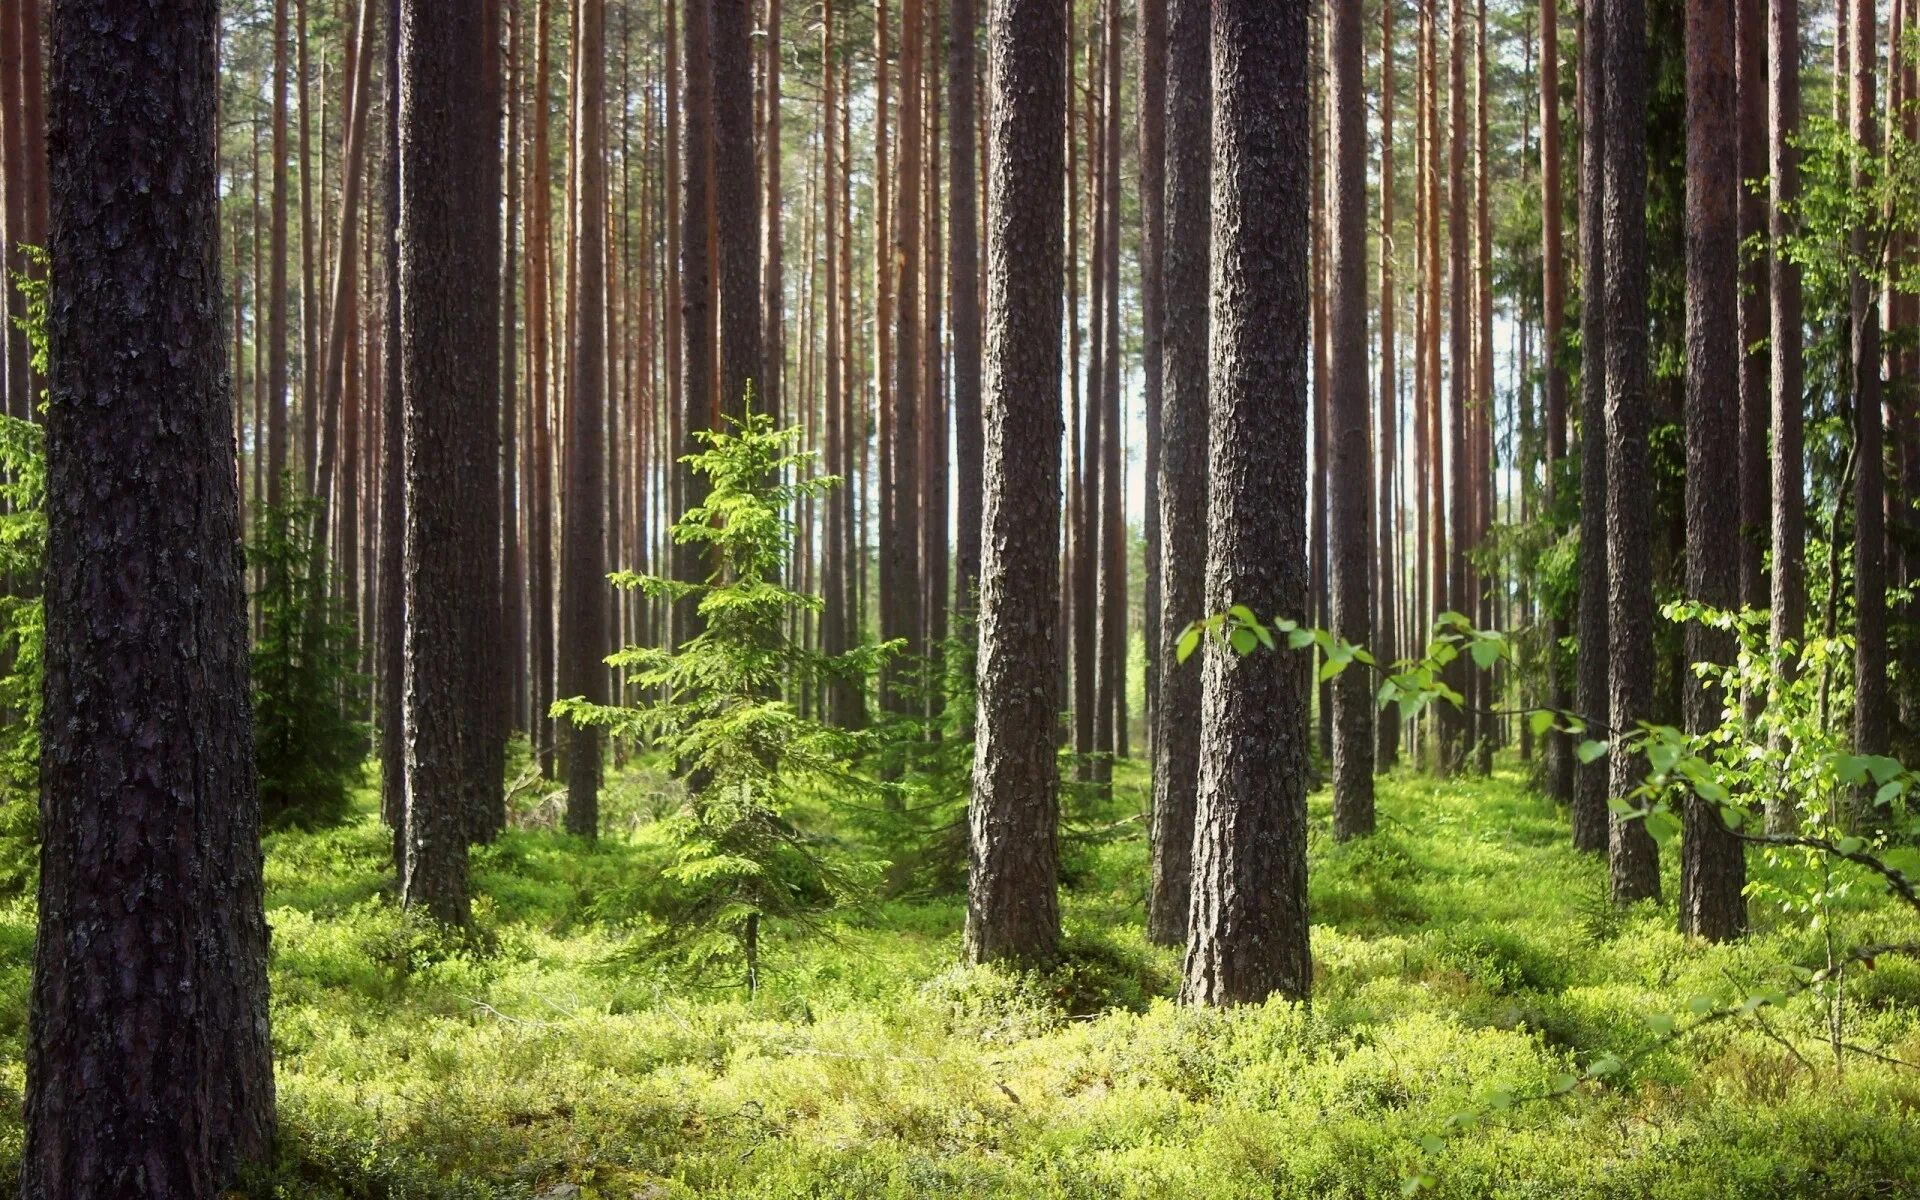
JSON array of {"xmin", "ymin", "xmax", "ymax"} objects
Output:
[
  {"xmin": 951, "ymin": 0, "xmax": 983, "ymax": 633},
  {"xmin": 1603, "ymin": 0, "xmax": 1659, "ymax": 903},
  {"xmin": 1541, "ymin": 0, "xmax": 1573, "ymax": 802},
  {"xmin": 714, "ymin": 0, "xmax": 761, "ymax": 421},
  {"xmin": 1330, "ymin": 0, "xmax": 1374, "ymax": 838},
  {"xmin": 676, "ymin": 0, "xmax": 716, "ymax": 648},
  {"xmin": 380, "ymin": 0, "xmax": 407, "ymax": 871},
  {"xmin": 1573, "ymin": 0, "xmax": 1610, "ymax": 854},
  {"xmin": 1094, "ymin": 0, "xmax": 1123, "ymax": 783},
  {"xmin": 1850, "ymin": 0, "xmax": 1888, "ymax": 807},
  {"xmin": 1736, "ymin": 0, "xmax": 1770, "ymax": 618},
  {"xmin": 561, "ymin": 0, "xmax": 609, "ymax": 836},
  {"xmin": 399, "ymin": 0, "xmax": 495, "ymax": 924},
  {"xmin": 1183, "ymin": 0, "xmax": 1312, "ymax": 1007},
  {"xmin": 1148, "ymin": 0, "xmax": 1210, "ymax": 947},
  {"xmin": 1140, "ymin": 0, "xmax": 1165, "ymax": 765},
  {"xmin": 1377, "ymin": 0, "xmax": 1401, "ymax": 771},
  {"xmin": 25, "ymin": 1, "xmax": 276, "ymax": 1190},
  {"xmin": 270, "ymin": 0, "xmax": 291, "ymax": 505},
  {"xmin": 1443, "ymin": 0, "xmax": 1471, "ymax": 774},
  {"xmin": 1680, "ymin": 0, "xmax": 1747, "ymax": 940},
  {"xmin": 883, "ymin": 0, "xmax": 925, "ymax": 720},
  {"xmin": 964, "ymin": 0, "xmax": 1065, "ymax": 967}
]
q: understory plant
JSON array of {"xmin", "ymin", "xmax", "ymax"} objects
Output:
[{"xmin": 557, "ymin": 409, "xmax": 888, "ymax": 993}]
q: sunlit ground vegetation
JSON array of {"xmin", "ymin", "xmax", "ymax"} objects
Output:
[{"xmin": 5, "ymin": 761, "xmax": 1915, "ymax": 1199}]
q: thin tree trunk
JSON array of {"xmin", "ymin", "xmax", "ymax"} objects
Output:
[
  {"xmin": 1767, "ymin": 0, "xmax": 1804, "ymax": 832},
  {"xmin": 1377, "ymin": 0, "xmax": 1400, "ymax": 771},
  {"xmin": 714, "ymin": 0, "xmax": 761, "ymax": 421},
  {"xmin": 951, "ymin": 0, "xmax": 983, "ymax": 637},
  {"xmin": 1573, "ymin": 0, "xmax": 1611, "ymax": 853},
  {"xmin": 1141, "ymin": 0, "xmax": 1166, "ymax": 760},
  {"xmin": 270, "ymin": 0, "xmax": 292, "ymax": 505},
  {"xmin": 1541, "ymin": 0, "xmax": 1573, "ymax": 801},
  {"xmin": 676, "ymin": 0, "xmax": 716, "ymax": 647},
  {"xmin": 1850, "ymin": 0, "xmax": 1888, "ymax": 811},
  {"xmin": 1736, "ymin": 0, "xmax": 1770, "ymax": 618}
]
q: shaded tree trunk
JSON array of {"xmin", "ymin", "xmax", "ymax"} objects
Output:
[
  {"xmin": 1736, "ymin": 0, "xmax": 1770, "ymax": 617},
  {"xmin": 714, "ymin": 0, "xmax": 761, "ymax": 421},
  {"xmin": 24, "ymin": 1, "xmax": 276, "ymax": 1190},
  {"xmin": 1680, "ymin": 0, "xmax": 1747, "ymax": 940},
  {"xmin": 1767, "ymin": 0, "xmax": 1805, "ymax": 833},
  {"xmin": 1329, "ymin": 0, "xmax": 1374, "ymax": 838},
  {"xmin": 951, "ymin": 0, "xmax": 983, "ymax": 632},
  {"xmin": 1572, "ymin": 0, "xmax": 1611, "ymax": 854},
  {"xmin": 1850, "ymin": 0, "xmax": 1888, "ymax": 809},
  {"xmin": 1149, "ymin": 0, "xmax": 1210, "ymax": 945},
  {"xmin": 1183, "ymin": 0, "xmax": 1313, "ymax": 1007},
  {"xmin": 1377, "ymin": 0, "xmax": 1400, "ymax": 771},
  {"xmin": 1141, "ymin": 0, "xmax": 1166, "ymax": 764},
  {"xmin": 676, "ymin": 0, "xmax": 716, "ymax": 647},
  {"xmin": 964, "ymin": 0, "xmax": 1065, "ymax": 967},
  {"xmin": 1541, "ymin": 0, "xmax": 1573, "ymax": 802}
]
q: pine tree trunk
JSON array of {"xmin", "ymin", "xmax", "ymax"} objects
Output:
[
  {"xmin": 1541, "ymin": 0, "xmax": 1573, "ymax": 802},
  {"xmin": 25, "ymin": 2, "xmax": 276, "ymax": 1189},
  {"xmin": 714, "ymin": 0, "xmax": 761, "ymax": 421},
  {"xmin": 1140, "ymin": 0, "xmax": 1166, "ymax": 762},
  {"xmin": 1376, "ymin": 0, "xmax": 1400, "ymax": 771},
  {"xmin": 1680, "ymin": 0, "xmax": 1746, "ymax": 940},
  {"xmin": 1602, "ymin": 0, "xmax": 1659, "ymax": 903},
  {"xmin": 1767, "ymin": 0, "xmax": 1805, "ymax": 833},
  {"xmin": 1096, "ymin": 0, "xmax": 1125, "ymax": 782},
  {"xmin": 1572, "ymin": 0, "xmax": 1611, "ymax": 854},
  {"xmin": 1736, "ymin": 0, "xmax": 1770, "ymax": 618},
  {"xmin": 676, "ymin": 0, "xmax": 716, "ymax": 648},
  {"xmin": 950, "ymin": 0, "xmax": 983, "ymax": 637},
  {"xmin": 1850, "ymin": 0, "xmax": 1888, "ymax": 809},
  {"xmin": 1183, "ymin": 0, "xmax": 1313, "ymax": 1007},
  {"xmin": 965, "ymin": 0, "xmax": 1065, "ymax": 967},
  {"xmin": 270, "ymin": 0, "xmax": 292, "ymax": 504},
  {"xmin": 1330, "ymin": 0, "xmax": 1374, "ymax": 838},
  {"xmin": 1148, "ymin": 0, "xmax": 1210, "ymax": 946}
]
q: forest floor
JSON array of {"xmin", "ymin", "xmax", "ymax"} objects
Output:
[{"xmin": 4, "ymin": 759, "xmax": 1920, "ymax": 1198}]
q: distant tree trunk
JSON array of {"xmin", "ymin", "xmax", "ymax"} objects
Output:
[
  {"xmin": 1329, "ymin": 0, "xmax": 1374, "ymax": 838},
  {"xmin": 882, "ymin": 0, "xmax": 925, "ymax": 721},
  {"xmin": 380, "ymin": 0, "xmax": 407, "ymax": 871},
  {"xmin": 1680, "ymin": 0, "xmax": 1746, "ymax": 940},
  {"xmin": 1736, "ymin": 0, "xmax": 1769, "ymax": 617},
  {"xmin": 399, "ymin": 0, "xmax": 494, "ymax": 925},
  {"xmin": 713, "ymin": 0, "xmax": 761, "ymax": 421},
  {"xmin": 0, "ymin": 0, "xmax": 34, "ymax": 419},
  {"xmin": 1183, "ymin": 0, "xmax": 1312, "ymax": 1007},
  {"xmin": 1572, "ymin": 0, "xmax": 1610, "ymax": 853},
  {"xmin": 1472, "ymin": 0, "xmax": 1494, "ymax": 774},
  {"xmin": 1377, "ymin": 0, "xmax": 1400, "ymax": 771},
  {"xmin": 1850, "ymin": 0, "xmax": 1888, "ymax": 808},
  {"xmin": 1096, "ymin": 0, "xmax": 1125, "ymax": 780},
  {"xmin": 1603, "ymin": 0, "xmax": 1659, "ymax": 903},
  {"xmin": 677, "ymin": 0, "xmax": 716, "ymax": 647},
  {"xmin": 1311, "ymin": 7, "xmax": 1333, "ymax": 765},
  {"xmin": 1442, "ymin": 0, "xmax": 1471, "ymax": 774},
  {"xmin": 922, "ymin": 0, "xmax": 949, "ymax": 681},
  {"xmin": 951, "ymin": 0, "xmax": 983, "ymax": 634},
  {"xmin": 1074, "ymin": 17, "xmax": 1100, "ymax": 783},
  {"xmin": 1149, "ymin": 0, "xmax": 1209, "ymax": 946},
  {"xmin": 469, "ymin": 0, "xmax": 507, "ymax": 840},
  {"xmin": 270, "ymin": 0, "xmax": 291, "ymax": 504},
  {"xmin": 1767, "ymin": 0, "xmax": 1804, "ymax": 833},
  {"xmin": 762, "ymin": 0, "xmax": 784, "ymax": 429},
  {"xmin": 501, "ymin": 0, "xmax": 527, "ymax": 740},
  {"xmin": 1140, "ymin": 0, "xmax": 1166, "ymax": 762},
  {"xmin": 560, "ymin": 0, "xmax": 609, "ymax": 837},
  {"xmin": 24, "ymin": 1, "xmax": 276, "ymax": 1190},
  {"xmin": 1541, "ymin": 0, "xmax": 1573, "ymax": 802},
  {"xmin": 965, "ymin": 0, "xmax": 1064, "ymax": 967},
  {"xmin": 822, "ymin": 0, "xmax": 859, "ymax": 724}
]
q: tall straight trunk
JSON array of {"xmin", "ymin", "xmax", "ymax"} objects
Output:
[
  {"xmin": 399, "ymin": 0, "xmax": 494, "ymax": 924},
  {"xmin": 714, "ymin": 0, "xmax": 761, "ymax": 420},
  {"xmin": 1413, "ymin": 0, "xmax": 1431, "ymax": 757},
  {"xmin": 1376, "ymin": 0, "xmax": 1400, "ymax": 771},
  {"xmin": 380, "ymin": 0, "xmax": 407, "ymax": 869},
  {"xmin": 677, "ymin": 0, "xmax": 716, "ymax": 646},
  {"xmin": 1603, "ymin": 0, "xmax": 1659, "ymax": 903},
  {"xmin": 1311, "ymin": 6, "xmax": 1333, "ymax": 764},
  {"xmin": 1767, "ymin": 0, "xmax": 1804, "ymax": 832},
  {"xmin": 298, "ymin": 0, "xmax": 319, "ymax": 489},
  {"xmin": 1541, "ymin": 0, "xmax": 1573, "ymax": 801},
  {"xmin": 502, "ymin": 0, "xmax": 526, "ymax": 736},
  {"xmin": 884, "ymin": 0, "xmax": 926, "ymax": 717},
  {"xmin": 1681, "ymin": 0, "xmax": 1746, "ymax": 940},
  {"xmin": 965, "ymin": 0, "xmax": 1065, "ymax": 967},
  {"xmin": 1141, "ymin": 0, "xmax": 1166, "ymax": 755},
  {"xmin": 822, "ymin": 0, "xmax": 858, "ymax": 723},
  {"xmin": 1184, "ymin": 0, "xmax": 1313, "ymax": 1007},
  {"xmin": 1441, "ymin": 0, "xmax": 1471, "ymax": 773},
  {"xmin": 1096, "ymin": 0, "xmax": 1124, "ymax": 778},
  {"xmin": 561, "ymin": 0, "xmax": 609, "ymax": 835},
  {"xmin": 1472, "ymin": 0, "xmax": 1494, "ymax": 774},
  {"xmin": 1850, "ymin": 0, "xmax": 1888, "ymax": 803},
  {"xmin": 951, "ymin": 0, "xmax": 984, "ymax": 630},
  {"xmin": 0, "ymin": 0, "xmax": 47, "ymax": 420},
  {"xmin": 270, "ymin": 0, "xmax": 292, "ymax": 505},
  {"xmin": 922, "ymin": 1, "xmax": 949, "ymax": 675},
  {"xmin": 1573, "ymin": 0, "xmax": 1610, "ymax": 853},
  {"xmin": 1329, "ymin": 0, "xmax": 1374, "ymax": 837},
  {"xmin": 1074, "ymin": 16, "xmax": 1100, "ymax": 780},
  {"xmin": 471, "ymin": 0, "xmax": 506, "ymax": 839},
  {"xmin": 1736, "ymin": 0, "xmax": 1770, "ymax": 615},
  {"xmin": 24, "ymin": 4, "xmax": 276, "ymax": 1190},
  {"xmin": 1149, "ymin": 0, "xmax": 1210, "ymax": 946},
  {"xmin": 762, "ymin": 0, "xmax": 784, "ymax": 428},
  {"xmin": 528, "ymin": 0, "xmax": 557, "ymax": 772},
  {"xmin": 1423, "ymin": 0, "xmax": 1447, "ymax": 758}
]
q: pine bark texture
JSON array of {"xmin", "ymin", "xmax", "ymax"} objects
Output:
[
  {"xmin": 964, "ymin": 0, "xmax": 1065, "ymax": 967},
  {"xmin": 1603, "ymin": 0, "xmax": 1660, "ymax": 903},
  {"xmin": 1183, "ymin": 0, "xmax": 1313, "ymax": 1008},
  {"xmin": 1329, "ymin": 0, "xmax": 1374, "ymax": 839},
  {"xmin": 25, "ymin": 1, "xmax": 276, "ymax": 1190},
  {"xmin": 713, "ymin": 0, "xmax": 761, "ymax": 420},
  {"xmin": 1148, "ymin": 0, "xmax": 1210, "ymax": 945},
  {"xmin": 1573, "ymin": 0, "xmax": 1611, "ymax": 855},
  {"xmin": 1681, "ymin": 0, "xmax": 1747, "ymax": 940}
]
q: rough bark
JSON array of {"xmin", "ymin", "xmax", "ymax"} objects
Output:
[
  {"xmin": 270, "ymin": 0, "xmax": 291, "ymax": 504},
  {"xmin": 1141, "ymin": 0, "xmax": 1166, "ymax": 762},
  {"xmin": 1603, "ymin": 0, "xmax": 1659, "ymax": 903},
  {"xmin": 399, "ymin": 0, "xmax": 493, "ymax": 924},
  {"xmin": 883, "ymin": 0, "xmax": 925, "ymax": 719},
  {"xmin": 24, "ymin": 1, "xmax": 276, "ymax": 1190},
  {"xmin": 951, "ymin": 0, "xmax": 984, "ymax": 629},
  {"xmin": 1149, "ymin": 0, "xmax": 1210, "ymax": 946},
  {"xmin": 1767, "ymin": 0, "xmax": 1804, "ymax": 833},
  {"xmin": 1183, "ymin": 0, "xmax": 1313, "ymax": 1007},
  {"xmin": 1681, "ymin": 0, "xmax": 1747, "ymax": 940},
  {"xmin": 965, "ymin": 0, "xmax": 1065, "ymax": 967},
  {"xmin": 560, "ymin": 0, "xmax": 610, "ymax": 836},
  {"xmin": 1329, "ymin": 0, "xmax": 1374, "ymax": 838},
  {"xmin": 380, "ymin": 0, "xmax": 407, "ymax": 870},
  {"xmin": 713, "ymin": 0, "xmax": 761, "ymax": 421},
  {"xmin": 1541, "ymin": 0, "xmax": 1573, "ymax": 803},
  {"xmin": 676, "ymin": 0, "xmax": 716, "ymax": 648},
  {"xmin": 1736, "ymin": 0, "xmax": 1770, "ymax": 616},
  {"xmin": 1573, "ymin": 0, "xmax": 1611, "ymax": 854}
]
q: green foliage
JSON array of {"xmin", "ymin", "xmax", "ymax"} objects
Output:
[
  {"xmin": 0, "ymin": 253, "xmax": 47, "ymax": 895},
  {"xmin": 556, "ymin": 411, "xmax": 887, "ymax": 990},
  {"xmin": 248, "ymin": 488, "xmax": 368, "ymax": 830}
]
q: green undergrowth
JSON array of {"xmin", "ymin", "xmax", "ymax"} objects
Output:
[{"xmin": 3, "ymin": 760, "xmax": 1919, "ymax": 1197}]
